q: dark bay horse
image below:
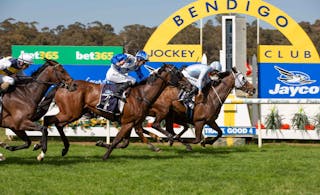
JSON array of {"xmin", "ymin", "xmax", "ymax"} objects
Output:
[
  {"xmin": 38, "ymin": 64, "xmax": 191, "ymax": 160},
  {"xmin": 134, "ymin": 67, "xmax": 256, "ymax": 148},
  {"xmin": 0, "ymin": 59, "xmax": 73, "ymax": 160}
]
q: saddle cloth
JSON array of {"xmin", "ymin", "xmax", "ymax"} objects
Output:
[{"xmin": 98, "ymin": 83, "xmax": 125, "ymax": 114}]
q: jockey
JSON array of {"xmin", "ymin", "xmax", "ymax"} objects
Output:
[
  {"xmin": 181, "ymin": 61, "xmax": 222, "ymax": 108},
  {"xmin": 0, "ymin": 53, "xmax": 34, "ymax": 92},
  {"xmin": 106, "ymin": 50, "xmax": 148, "ymax": 96},
  {"xmin": 97, "ymin": 50, "xmax": 148, "ymax": 110}
]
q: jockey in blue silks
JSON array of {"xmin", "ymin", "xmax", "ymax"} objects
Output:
[{"xmin": 96, "ymin": 51, "xmax": 149, "ymax": 110}]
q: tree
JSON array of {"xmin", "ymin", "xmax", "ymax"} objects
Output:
[{"xmin": 119, "ymin": 24, "xmax": 155, "ymax": 54}]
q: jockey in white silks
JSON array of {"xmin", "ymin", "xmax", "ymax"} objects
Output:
[
  {"xmin": 181, "ymin": 61, "xmax": 222, "ymax": 108},
  {"xmin": 0, "ymin": 53, "xmax": 34, "ymax": 92}
]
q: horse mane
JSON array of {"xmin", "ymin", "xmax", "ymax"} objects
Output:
[
  {"xmin": 217, "ymin": 71, "xmax": 231, "ymax": 79},
  {"xmin": 31, "ymin": 62, "xmax": 49, "ymax": 77},
  {"xmin": 15, "ymin": 61, "xmax": 52, "ymax": 86}
]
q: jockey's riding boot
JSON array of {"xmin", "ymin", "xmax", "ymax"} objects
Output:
[
  {"xmin": 96, "ymin": 102, "xmax": 106, "ymax": 111},
  {"xmin": 183, "ymin": 86, "xmax": 198, "ymax": 109},
  {"xmin": 0, "ymin": 82, "xmax": 10, "ymax": 93},
  {"xmin": 113, "ymin": 82, "xmax": 132, "ymax": 100}
]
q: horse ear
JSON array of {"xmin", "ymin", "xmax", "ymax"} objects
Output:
[
  {"xmin": 180, "ymin": 65, "xmax": 187, "ymax": 70},
  {"xmin": 44, "ymin": 58, "xmax": 49, "ymax": 62},
  {"xmin": 232, "ymin": 67, "xmax": 238, "ymax": 72}
]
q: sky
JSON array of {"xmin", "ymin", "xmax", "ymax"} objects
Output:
[{"xmin": 0, "ymin": 0, "xmax": 319, "ymax": 33}]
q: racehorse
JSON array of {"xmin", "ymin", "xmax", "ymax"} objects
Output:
[
  {"xmin": 36, "ymin": 64, "xmax": 192, "ymax": 160},
  {"xmin": 132, "ymin": 67, "xmax": 256, "ymax": 148},
  {"xmin": 0, "ymin": 59, "xmax": 73, "ymax": 160}
]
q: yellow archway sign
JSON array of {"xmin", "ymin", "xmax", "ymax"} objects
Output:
[{"xmin": 144, "ymin": 0, "xmax": 320, "ymax": 63}]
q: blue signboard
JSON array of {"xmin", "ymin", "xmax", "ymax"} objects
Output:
[
  {"xmin": 203, "ymin": 125, "xmax": 256, "ymax": 137},
  {"xmin": 24, "ymin": 65, "xmax": 153, "ymax": 84},
  {"xmin": 258, "ymin": 63, "xmax": 320, "ymax": 98},
  {"xmin": 24, "ymin": 61, "xmax": 195, "ymax": 84}
]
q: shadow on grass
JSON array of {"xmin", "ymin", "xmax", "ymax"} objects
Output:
[{"xmin": 0, "ymin": 143, "xmax": 263, "ymax": 165}]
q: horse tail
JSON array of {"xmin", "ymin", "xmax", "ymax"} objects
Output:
[{"xmin": 32, "ymin": 86, "xmax": 58, "ymax": 121}]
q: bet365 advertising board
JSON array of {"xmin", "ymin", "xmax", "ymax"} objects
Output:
[{"xmin": 11, "ymin": 45, "xmax": 152, "ymax": 84}]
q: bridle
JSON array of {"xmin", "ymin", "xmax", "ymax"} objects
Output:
[
  {"xmin": 137, "ymin": 65, "xmax": 182, "ymax": 106},
  {"xmin": 151, "ymin": 65, "xmax": 182, "ymax": 87},
  {"xmin": 35, "ymin": 63, "xmax": 71, "ymax": 87}
]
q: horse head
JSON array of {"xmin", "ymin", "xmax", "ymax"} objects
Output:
[
  {"xmin": 231, "ymin": 67, "xmax": 256, "ymax": 96},
  {"xmin": 155, "ymin": 63, "xmax": 192, "ymax": 90},
  {"xmin": 42, "ymin": 58, "xmax": 75, "ymax": 90}
]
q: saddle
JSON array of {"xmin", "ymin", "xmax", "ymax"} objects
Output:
[{"xmin": 96, "ymin": 83, "xmax": 125, "ymax": 115}]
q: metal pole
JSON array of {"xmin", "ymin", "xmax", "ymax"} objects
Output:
[
  {"xmin": 257, "ymin": 18, "xmax": 260, "ymax": 45},
  {"xmin": 258, "ymin": 119, "xmax": 262, "ymax": 148},
  {"xmin": 200, "ymin": 18, "xmax": 203, "ymax": 47},
  {"xmin": 106, "ymin": 120, "xmax": 110, "ymax": 144}
]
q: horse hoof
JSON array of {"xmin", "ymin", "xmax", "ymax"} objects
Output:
[
  {"xmin": 0, "ymin": 153, "xmax": 5, "ymax": 161},
  {"xmin": 154, "ymin": 148, "xmax": 161, "ymax": 152},
  {"xmin": 62, "ymin": 149, "xmax": 68, "ymax": 156},
  {"xmin": 37, "ymin": 155, "xmax": 44, "ymax": 161},
  {"xmin": 185, "ymin": 145, "xmax": 193, "ymax": 151},
  {"xmin": 5, "ymin": 146, "xmax": 14, "ymax": 151},
  {"xmin": 37, "ymin": 151, "xmax": 45, "ymax": 161},
  {"xmin": 96, "ymin": 140, "xmax": 104, "ymax": 147},
  {"xmin": 33, "ymin": 144, "xmax": 41, "ymax": 151}
]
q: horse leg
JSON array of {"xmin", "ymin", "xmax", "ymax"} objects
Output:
[
  {"xmin": 3, "ymin": 130, "xmax": 31, "ymax": 151},
  {"xmin": 201, "ymin": 121, "xmax": 223, "ymax": 146},
  {"xmin": 165, "ymin": 119, "xmax": 192, "ymax": 151},
  {"xmin": 35, "ymin": 126, "xmax": 48, "ymax": 161},
  {"xmin": 142, "ymin": 129, "xmax": 162, "ymax": 142},
  {"xmin": 174, "ymin": 124, "xmax": 193, "ymax": 151},
  {"xmin": 103, "ymin": 122, "xmax": 134, "ymax": 160},
  {"xmin": 164, "ymin": 115, "xmax": 176, "ymax": 146},
  {"xmin": 181, "ymin": 121, "xmax": 205, "ymax": 144},
  {"xmin": 135, "ymin": 125, "xmax": 161, "ymax": 152},
  {"xmin": 56, "ymin": 124, "xmax": 70, "ymax": 156},
  {"xmin": 96, "ymin": 125, "xmax": 131, "ymax": 149},
  {"xmin": 152, "ymin": 118, "xmax": 174, "ymax": 143},
  {"xmin": 115, "ymin": 128, "xmax": 132, "ymax": 149},
  {"xmin": 35, "ymin": 115, "xmax": 71, "ymax": 157}
]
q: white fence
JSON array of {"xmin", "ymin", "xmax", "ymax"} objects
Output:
[
  {"xmin": 5, "ymin": 98, "xmax": 320, "ymax": 147},
  {"xmin": 224, "ymin": 98, "xmax": 320, "ymax": 104}
]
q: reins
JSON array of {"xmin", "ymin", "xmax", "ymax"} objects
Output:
[
  {"xmin": 211, "ymin": 70, "xmax": 235, "ymax": 106},
  {"xmin": 16, "ymin": 64, "xmax": 70, "ymax": 87},
  {"xmin": 135, "ymin": 65, "xmax": 180, "ymax": 106}
]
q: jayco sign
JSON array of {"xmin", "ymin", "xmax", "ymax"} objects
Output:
[{"xmin": 259, "ymin": 64, "xmax": 320, "ymax": 98}]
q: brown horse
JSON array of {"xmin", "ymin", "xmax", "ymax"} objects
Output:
[
  {"xmin": 37, "ymin": 64, "xmax": 192, "ymax": 159},
  {"xmin": 0, "ymin": 59, "xmax": 73, "ymax": 160},
  {"xmin": 133, "ymin": 67, "xmax": 256, "ymax": 148}
]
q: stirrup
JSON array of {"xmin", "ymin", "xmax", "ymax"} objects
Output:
[
  {"xmin": 113, "ymin": 94, "xmax": 127, "ymax": 103},
  {"xmin": 96, "ymin": 104, "xmax": 105, "ymax": 111}
]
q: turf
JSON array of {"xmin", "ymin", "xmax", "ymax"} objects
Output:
[{"xmin": 0, "ymin": 140, "xmax": 320, "ymax": 195}]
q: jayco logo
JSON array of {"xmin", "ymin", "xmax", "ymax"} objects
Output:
[{"xmin": 269, "ymin": 66, "xmax": 319, "ymax": 97}]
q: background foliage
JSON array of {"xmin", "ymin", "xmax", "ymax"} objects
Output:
[{"xmin": 1, "ymin": 16, "xmax": 320, "ymax": 63}]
